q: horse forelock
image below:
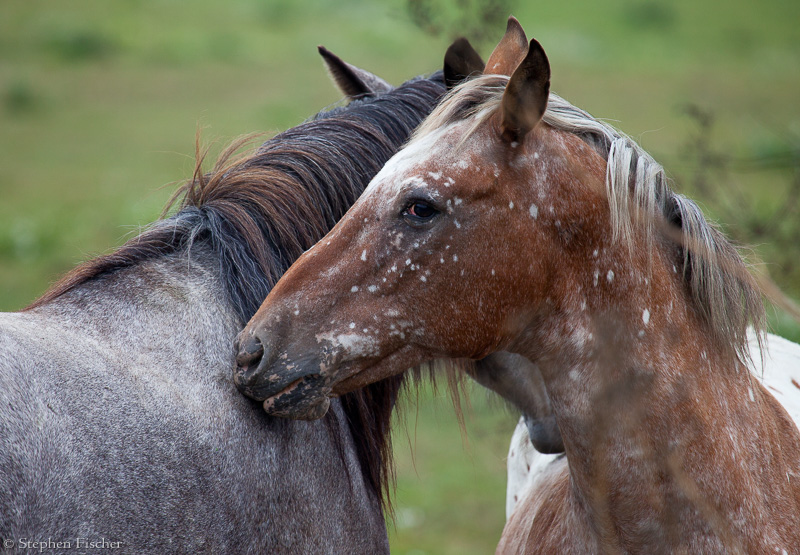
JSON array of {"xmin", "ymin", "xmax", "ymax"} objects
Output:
[
  {"xmin": 25, "ymin": 74, "xmax": 448, "ymax": 514},
  {"xmin": 409, "ymin": 73, "xmax": 765, "ymax": 367}
]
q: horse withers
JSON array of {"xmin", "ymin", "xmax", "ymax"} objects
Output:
[
  {"xmin": 1, "ymin": 49, "xmax": 451, "ymax": 553},
  {"xmin": 235, "ymin": 18, "xmax": 800, "ymax": 554}
]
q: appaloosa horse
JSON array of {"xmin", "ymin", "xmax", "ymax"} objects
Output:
[
  {"xmin": 1, "ymin": 50, "xmax": 451, "ymax": 553},
  {"xmin": 235, "ymin": 20, "xmax": 800, "ymax": 554}
]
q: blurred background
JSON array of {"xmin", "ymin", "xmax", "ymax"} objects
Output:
[{"xmin": 1, "ymin": 0, "xmax": 798, "ymax": 552}]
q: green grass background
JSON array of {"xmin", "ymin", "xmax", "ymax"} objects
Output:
[{"xmin": 1, "ymin": 1, "xmax": 799, "ymax": 553}]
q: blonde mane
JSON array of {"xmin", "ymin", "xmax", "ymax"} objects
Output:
[{"xmin": 412, "ymin": 74, "xmax": 765, "ymax": 365}]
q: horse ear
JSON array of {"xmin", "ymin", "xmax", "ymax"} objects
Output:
[
  {"xmin": 444, "ymin": 37, "xmax": 484, "ymax": 90},
  {"xmin": 318, "ymin": 45, "xmax": 393, "ymax": 99},
  {"xmin": 484, "ymin": 16, "xmax": 528, "ymax": 76},
  {"xmin": 499, "ymin": 39, "xmax": 550, "ymax": 143}
]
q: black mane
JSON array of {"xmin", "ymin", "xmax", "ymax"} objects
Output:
[{"xmin": 28, "ymin": 71, "xmax": 448, "ymax": 513}]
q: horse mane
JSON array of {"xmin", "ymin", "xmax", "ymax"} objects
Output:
[
  {"xmin": 413, "ymin": 74, "xmax": 766, "ymax": 366},
  {"xmin": 26, "ymin": 73, "xmax": 448, "ymax": 513}
]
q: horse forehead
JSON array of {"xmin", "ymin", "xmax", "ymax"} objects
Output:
[
  {"xmin": 367, "ymin": 125, "xmax": 459, "ymax": 191},
  {"xmin": 366, "ymin": 119, "xmax": 500, "ymax": 196}
]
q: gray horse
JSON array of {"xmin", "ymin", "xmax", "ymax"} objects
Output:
[{"xmin": 0, "ymin": 51, "xmax": 448, "ymax": 554}]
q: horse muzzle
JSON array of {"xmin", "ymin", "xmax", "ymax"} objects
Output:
[{"xmin": 233, "ymin": 332, "xmax": 332, "ymax": 420}]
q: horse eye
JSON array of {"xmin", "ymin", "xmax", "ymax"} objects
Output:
[{"xmin": 403, "ymin": 201, "xmax": 439, "ymax": 224}]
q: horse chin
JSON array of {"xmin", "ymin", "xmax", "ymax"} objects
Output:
[{"xmin": 261, "ymin": 376, "xmax": 332, "ymax": 421}]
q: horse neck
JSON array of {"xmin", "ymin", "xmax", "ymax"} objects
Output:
[
  {"xmin": 30, "ymin": 237, "xmax": 397, "ymax": 513},
  {"xmin": 32, "ymin": 244, "xmax": 240, "ymax": 367},
  {"xmin": 521, "ymin": 235, "xmax": 800, "ymax": 550}
]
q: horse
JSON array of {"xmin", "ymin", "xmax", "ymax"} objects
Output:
[
  {"xmin": 234, "ymin": 19, "xmax": 800, "ymax": 553},
  {"xmin": 0, "ymin": 48, "xmax": 454, "ymax": 553}
]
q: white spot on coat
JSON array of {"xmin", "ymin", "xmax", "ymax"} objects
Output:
[
  {"xmin": 361, "ymin": 249, "xmax": 367, "ymax": 262},
  {"xmin": 643, "ymin": 309, "xmax": 650, "ymax": 325},
  {"xmin": 607, "ymin": 270, "xmax": 614, "ymax": 283},
  {"xmin": 351, "ymin": 286, "xmax": 359, "ymax": 293},
  {"xmin": 529, "ymin": 204, "xmax": 538, "ymax": 220}
]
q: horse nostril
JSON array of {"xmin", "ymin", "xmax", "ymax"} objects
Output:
[{"xmin": 236, "ymin": 335, "xmax": 264, "ymax": 371}]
